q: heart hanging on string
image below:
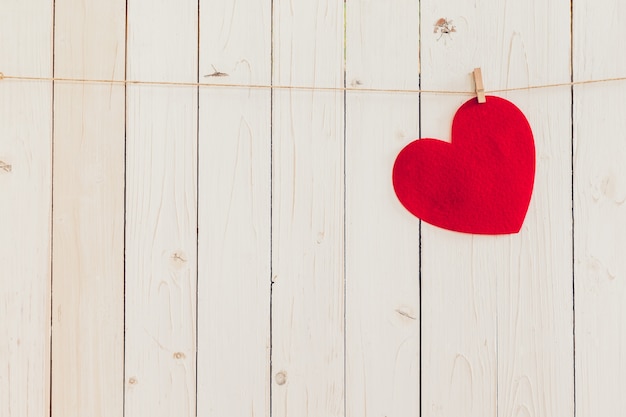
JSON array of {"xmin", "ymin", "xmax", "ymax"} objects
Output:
[{"xmin": 392, "ymin": 95, "xmax": 535, "ymax": 235}]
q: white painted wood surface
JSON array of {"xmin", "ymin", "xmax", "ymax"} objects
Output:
[
  {"xmin": 197, "ymin": 0, "xmax": 271, "ymax": 415},
  {"xmin": 271, "ymin": 1, "xmax": 345, "ymax": 416},
  {"xmin": 125, "ymin": 0, "xmax": 198, "ymax": 415},
  {"xmin": 0, "ymin": 2, "xmax": 53, "ymax": 417},
  {"xmin": 52, "ymin": 1, "xmax": 125, "ymax": 415},
  {"xmin": 2, "ymin": 1, "xmax": 626, "ymax": 416},
  {"xmin": 345, "ymin": 1, "xmax": 421, "ymax": 416},
  {"xmin": 574, "ymin": 1, "xmax": 626, "ymax": 416}
]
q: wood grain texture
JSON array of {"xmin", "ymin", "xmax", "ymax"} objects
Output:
[
  {"xmin": 125, "ymin": 0, "xmax": 198, "ymax": 415},
  {"xmin": 420, "ymin": 14, "xmax": 495, "ymax": 415},
  {"xmin": 6, "ymin": 2, "xmax": 626, "ymax": 415},
  {"xmin": 271, "ymin": 0, "xmax": 345, "ymax": 415},
  {"xmin": 51, "ymin": 1, "xmax": 125, "ymax": 415},
  {"xmin": 197, "ymin": 0, "xmax": 271, "ymax": 416},
  {"xmin": 345, "ymin": 1, "xmax": 421, "ymax": 416},
  {"xmin": 0, "ymin": 2, "xmax": 53, "ymax": 416},
  {"xmin": 491, "ymin": 1, "xmax": 574, "ymax": 414},
  {"xmin": 574, "ymin": 1, "xmax": 626, "ymax": 416},
  {"xmin": 420, "ymin": 1, "xmax": 573, "ymax": 416}
]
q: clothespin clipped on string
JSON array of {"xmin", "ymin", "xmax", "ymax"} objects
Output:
[{"xmin": 473, "ymin": 68, "xmax": 486, "ymax": 103}]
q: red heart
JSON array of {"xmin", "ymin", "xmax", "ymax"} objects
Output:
[{"xmin": 392, "ymin": 96, "xmax": 535, "ymax": 235}]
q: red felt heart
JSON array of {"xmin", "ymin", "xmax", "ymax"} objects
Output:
[{"xmin": 392, "ymin": 96, "xmax": 535, "ymax": 235}]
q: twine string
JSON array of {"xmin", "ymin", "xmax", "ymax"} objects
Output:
[{"xmin": 1, "ymin": 71, "xmax": 626, "ymax": 95}]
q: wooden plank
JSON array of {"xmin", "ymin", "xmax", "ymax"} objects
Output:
[
  {"xmin": 574, "ymin": 1, "xmax": 626, "ymax": 415},
  {"xmin": 420, "ymin": 17, "xmax": 495, "ymax": 412},
  {"xmin": 196, "ymin": 0, "xmax": 271, "ymax": 416},
  {"xmin": 492, "ymin": 3, "xmax": 574, "ymax": 415},
  {"xmin": 271, "ymin": 0, "xmax": 345, "ymax": 415},
  {"xmin": 0, "ymin": 2, "xmax": 53, "ymax": 416},
  {"xmin": 0, "ymin": 0, "xmax": 53, "ymax": 417},
  {"xmin": 419, "ymin": 1, "xmax": 573, "ymax": 416},
  {"xmin": 51, "ymin": 1, "xmax": 125, "ymax": 415},
  {"xmin": 125, "ymin": 0, "xmax": 197, "ymax": 415},
  {"xmin": 344, "ymin": 1, "xmax": 420, "ymax": 416}
]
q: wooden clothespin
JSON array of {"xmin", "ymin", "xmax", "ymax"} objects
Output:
[{"xmin": 473, "ymin": 68, "xmax": 486, "ymax": 103}]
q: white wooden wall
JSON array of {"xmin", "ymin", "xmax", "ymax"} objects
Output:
[{"xmin": 1, "ymin": 0, "xmax": 625, "ymax": 416}]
